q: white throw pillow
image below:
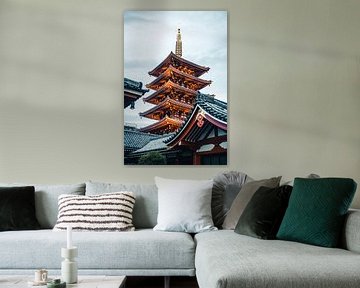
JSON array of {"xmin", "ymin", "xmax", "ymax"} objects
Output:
[
  {"xmin": 53, "ymin": 192, "xmax": 135, "ymax": 232},
  {"xmin": 153, "ymin": 177, "xmax": 217, "ymax": 233}
]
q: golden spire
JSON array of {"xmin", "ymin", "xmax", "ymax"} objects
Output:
[{"xmin": 175, "ymin": 28, "xmax": 182, "ymax": 57}]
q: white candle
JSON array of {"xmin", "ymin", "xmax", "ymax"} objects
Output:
[{"xmin": 67, "ymin": 225, "xmax": 72, "ymax": 249}]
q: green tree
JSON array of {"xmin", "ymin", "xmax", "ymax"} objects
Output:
[{"xmin": 138, "ymin": 151, "xmax": 167, "ymax": 165}]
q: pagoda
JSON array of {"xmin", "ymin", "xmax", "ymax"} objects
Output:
[{"xmin": 139, "ymin": 29, "xmax": 212, "ymax": 135}]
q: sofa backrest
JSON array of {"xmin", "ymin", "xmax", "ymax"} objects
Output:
[
  {"xmin": 341, "ymin": 209, "xmax": 360, "ymax": 253},
  {"xmin": 86, "ymin": 181, "xmax": 158, "ymax": 229},
  {"xmin": 0, "ymin": 183, "xmax": 86, "ymax": 229}
]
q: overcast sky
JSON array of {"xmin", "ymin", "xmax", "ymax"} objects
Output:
[{"xmin": 124, "ymin": 11, "xmax": 227, "ymax": 128}]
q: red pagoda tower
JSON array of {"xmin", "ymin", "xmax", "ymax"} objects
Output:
[{"xmin": 139, "ymin": 29, "xmax": 212, "ymax": 135}]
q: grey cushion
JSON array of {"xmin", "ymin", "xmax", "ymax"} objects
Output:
[
  {"xmin": 154, "ymin": 177, "xmax": 216, "ymax": 233},
  {"xmin": 282, "ymin": 173, "xmax": 320, "ymax": 186},
  {"xmin": 85, "ymin": 181, "xmax": 158, "ymax": 229},
  {"xmin": 222, "ymin": 176, "xmax": 281, "ymax": 229},
  {"xmin": 0, "ymin": 229, "xmax": 195, "ymax": 271},
  {"xmin": 195, "ymin": 230, "xmax": 360, "ymax": 288},
  {"xmin": 0, "ymin": 183, "xmax": 85, "ymax": 228},
  {"xmin": 212, "ymin": 171, "xmax": 249, "ymax": 228}
]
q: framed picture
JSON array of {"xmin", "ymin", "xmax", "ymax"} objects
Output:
[{"xmin": 124, "ymin": 11, "xmax": 227, "ymax": 165}]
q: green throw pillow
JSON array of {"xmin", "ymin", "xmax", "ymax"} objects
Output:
[{"xmin": 277, "ymin": 178, "xmax": 357, "ymax": 247}]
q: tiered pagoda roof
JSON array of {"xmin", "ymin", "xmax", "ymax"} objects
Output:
[
  {"xmin": 146, "ymin": 65, "xmax": 212, "ymax": 91},
  {"xmin": 139, "ymin": 30, "xmax": 212, "ymax": 135},
  {"xmin": 139, "ymin": 97, "xmax": 192, "ymax": 120},
  {"xmin": 143, "ymin": 80, "xmax": 197, "ymax": 105},
  {"xmin": 148, "ymin": 51, "xmax": 210, "ymax": 78},
  {"xmin": 139, "ymin": 115, "xmax": 183, "ymax": 135}
]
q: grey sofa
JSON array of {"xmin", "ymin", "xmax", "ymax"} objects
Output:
[
  {"xmin": 195, "ymin": 212, "xmax": 360, "ymax": 288},
  {"xmin": 0, "ymin": 181, "xmax": 360, "ymax": 288},
  {"xmin": 0, "ymin": 181, "xmax": 195, "ymax": 280}
]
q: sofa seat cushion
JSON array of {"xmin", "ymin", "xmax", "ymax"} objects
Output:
[
  {"xmin": 0, "ymin": 229, "xmax": 195, "ymax": 271},
  {"xmin": 195, "ymin": 230, "xmax": 360, "ymax": 288}
]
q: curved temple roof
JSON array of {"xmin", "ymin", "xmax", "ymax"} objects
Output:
[
  {"xmin": 124, "ymin": 77, "xmax": 149, "ymax": 109},
  {"xmin": 146, "ymin": 65, "xmax": 212, "ymax": 91},
  {"xmin": 143, "ymin": 80, "xmax": 197, "ymax": 104},
  {"xmin": 165, "ymin": 93, "xmax": 227, "ymax": 147},
  {"xmin": 124, "ymin": 78, "xmax": 149, "ymax": 94},
  {"xmin": 139, "ymin": 97, "xmax": 192, "ymax": 119},
  {"xmin": 148, "ymin": 52, "xmax": 210, "ymax": 78},
  {"xmin": 139, "ymin": 115, "xmax": 182, "ymax": 134}
]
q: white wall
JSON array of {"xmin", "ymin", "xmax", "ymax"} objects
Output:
[{"xmin": 0, "ymin": 0, "xmax": 359, "ymax": 207}]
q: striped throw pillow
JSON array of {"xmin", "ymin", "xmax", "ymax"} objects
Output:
[{"xmin": 53, "ymin": 192, "xmax": 136, "ymax": 231}]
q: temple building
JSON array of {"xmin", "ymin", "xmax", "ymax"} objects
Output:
[
  {"xmin": 128, "ymin": 92, "xmax": 227, "ymax": 165},
  {"xmin": 165, "ymin": 93, "xmax": 227, "ymax": 165},
  {"xmin": 139, "ymin": 29, "xmax": 212, "ymax": 134},
  {"xmin": 124, "ymin": 77, "xmax": 149, "ymax": 109}
]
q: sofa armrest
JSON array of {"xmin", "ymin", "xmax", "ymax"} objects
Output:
[{"xmin": 342, "ymin": 209, "xmax": 360, "ymax": 253}]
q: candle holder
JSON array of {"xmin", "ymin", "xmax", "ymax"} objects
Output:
[{"xmin": 61, "ymin": 247, "xmax": 78, "ymax": 284}]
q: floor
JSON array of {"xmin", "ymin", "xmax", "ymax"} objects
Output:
[{"xmin": 126, "ymin": 276, "xmax": 199, "ymax": 288}]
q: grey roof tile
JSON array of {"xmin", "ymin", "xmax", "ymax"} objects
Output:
[
  {"xmin": 197, "ymin": 93, "xmax": 227, "ymax": 122},
  {"xmin": 132, "ymin": 133, "xmax": 175, "ymax": 153},
  {"xmin": 124, "ymin": 78, "xmax": 149, "ymax": 94},
  {"xmin": 124, "ymin": 128, "xmax": 160, "ymax": 151}
]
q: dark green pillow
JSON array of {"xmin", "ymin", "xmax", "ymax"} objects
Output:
[
  {"xmin": 277, "ymin": 178, "xmax": 357, "ymax": 247},
  {"xmin": 234, "ymin": 185, "xmax": 292, "ymax": 239},
  {"xmin": 0, "ymin": 186, "xmax": 41, "ymax": 231}
]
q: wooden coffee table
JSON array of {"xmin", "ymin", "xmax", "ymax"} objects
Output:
[{"xmin": 0, "ymin": 275, "xmax": 126, "ymax": 288}]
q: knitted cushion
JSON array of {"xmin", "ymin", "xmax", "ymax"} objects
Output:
[{"xmin": 53, "ymin": 192, "xmax": 135, "ymax": 232}]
